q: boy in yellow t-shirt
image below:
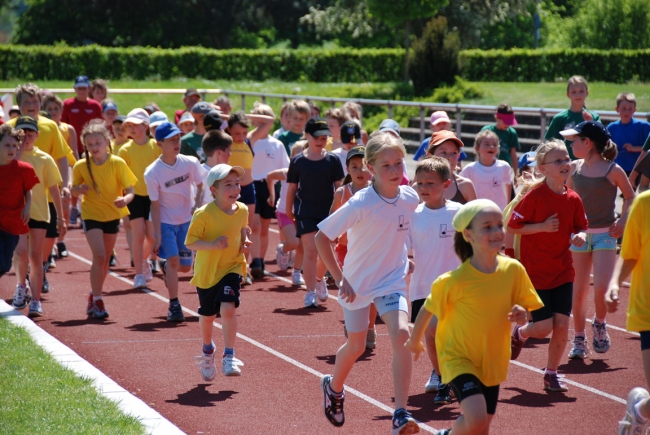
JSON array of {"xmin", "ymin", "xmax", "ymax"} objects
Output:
[
  {"xmin": 186, "ymin": 164, "xmax": 251, "ymax": 382},
  {"xmin": 606, "ymin": 191, "xmax": 650, "ymax": 434}
]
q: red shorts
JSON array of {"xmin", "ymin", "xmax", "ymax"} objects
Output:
[{"xmin": 335, "ymin": 243, "xmax": 347, "ymax": 267}]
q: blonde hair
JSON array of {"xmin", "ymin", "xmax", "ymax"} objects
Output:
[
  {"xmin": 251, "ymin": 102, "xmax": 275, "ymax": 118},
  {"xmin": 291, "ymin": 140, "xmax": 308, "ymax": 157},
  {"xmin": 567, "ymin": 75, "xmax": 588, "ymax": 93},
  {"xmin": 41, "ymin": 93, "xmax": 63, "ymax": 110},
  {"xmin": 90, "ymin": 79, "xmax": 108, "ymax": 98},
  {"xmin": 518, "ymin": 140, "xmax": 565, "ymax": 191},
  {"xmin": 473, "ymin": 130, "xmax": 499, "ymax": 150},
  {"xmin": 364, "ymin": 132, "xmax": 405, "ymax": 166},
  {"xmin": 15, "ymin": 83, "xmax": 41, "ymax": 106},
  {"xmin": 291, "ymin": 100, "xmax": 310, "ymax": 116},
  {"xmin": 415, "ymin": 155, "xmax": 451, "ymax": 181},
  {"xmin": 280, "ymin": 101, "xmax": 292, "ymax": 117},
  {"xmin": 324, "ymin": 108, "xmax": 350, "ymax": 127},
  {"xmin": 616, "ymin": 92, "xmax": 636, "ymax": 108},
  {"xmin": 0, "ymin": 123, "xmax": 24, "ymax": 145},
  {"xmin": 342, "ymin": 101, "xmax": 362, "ymax": 121},
  {"xmin": 81, "ymin": 120, "xmax": 112, "ymax": 193}
]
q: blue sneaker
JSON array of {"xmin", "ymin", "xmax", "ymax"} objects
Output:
[{"xmin": 392, "ymin": 408, "xmax": 419, "ymax": 435}]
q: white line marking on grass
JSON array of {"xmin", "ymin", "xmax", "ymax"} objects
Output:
[
  {"xmin": 0, "ymin": 301, "xmax": 184, "ymax": 435},
  {"xmin": 68, "ymin": 252, "xmax": 438, "ymax": 433}
]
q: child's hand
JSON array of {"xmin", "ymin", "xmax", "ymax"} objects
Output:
[
  {"xmin": 609, "ymin": 219, "xmax": 625, "ymax": 239},
  {"xmin": 21, "ymin": 204, "xmax": 30, "ymax": 224},
  {"xmin": 240, "ymin": 239, "xmax": 252, "ymax": 254},
  {"xmin": 245, "ymin": 225, "xmax": 252, "ymax": 235},
  {"xmin": 114, "ymin": 196, "xmax": 127, "ymax": 208},
  {"xmin": 267, "ymin": 195, "xmax": 275, "ymax": 207},
  {"xmin": 213, "ymin": 236, "xmax": 229, "ymax": 250},
  {"xmin": 623, "ymin": 143, "xmax": 635, "ymax": 152},
  {"xmin": 153, "ymin": 235, "xmax": 161, "ymax": 255},
  {"xmin": 542, "ymin": 213, "xmax": 559, "ymax": 232},
  {"xmin": 571, "ymin": 233, "xmax": 586, "ymax": 247},
  {"xmin": 605, "ymin": 286, "xmax": 620, "ymax": 313},
  {"xmin": 337, "ymin": 277, "xmax": 356, "ymax": 303},
  {"xmin": 508, "ymin": 305, "xmax": 527, "ymax": 325},
  {"xmin": 57, "ymin": 219, "xmax": 67, "ymax": 238},
  {"xmin": 404, "ymin": 338, "xmax": 425, "ymax": 361},
  {"xmin": 286, "ymin": 209, "xmax": 295, "ymax": 222},
  {"xmin": 76, "ymin": 184, "xmax": 90, "ymax": 195},
  {"xmin": 582, "ymin": 110, "xmax": 593, "ymax": 121}
]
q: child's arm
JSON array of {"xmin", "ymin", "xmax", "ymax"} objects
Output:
[
  {"xmin": 608, "ymin": 165, "xmax": 636, "ymax": 238},
  {"xmin": 48, "ymin": 185, "xmax": 67, "ymax": 238},
  {"xmin": 508, "ymin": 305, "xmax": 528, "ymax": 324},
  {"xmin": 114, "ymin": 186, "xmax": 135, "ymax": 209},
  {"xmin": 185, "ymin": 236, "xmax": 229, "ymax": 251},
  {"xmin": 509, "ymin": 148, "xmax": 518, "ymax": 184},
  {"xmin": 507, "ymin": 214, "xmax": 559, "ymax": 235},
  {"xmin": 239, "ymin": 227, "xmax": 252, "ymax": 254},
  {"xmin": 404, "ymin": 307, "xmax": 433, "ymax": 361},
  {"xmin": 315, "ymin": 230, "xmax": 355, "ymax": 301},
  {"xmin": 266, "ymin": 169, "xmax": 286, "ymax": 207},
  {"xmin": 247, "ymin": 114, "xmax": 275, "ymax": 145},
  {"xmin": 605, "ymin": 256, "xmax": 637, "ymax": 313},
  {"xmin": 285, "ymin": 182, "xmax": 297, "ymax": 221},
  {"xmin": 150, "ymin": 200, "xmax": 163, "ymax": 254},
  {"xmin": 21, "ymin": 190, "xmax": 32, "ymax": 224},
  {"xmin": 68, "ymin": 128, "xmax": 80, "ymax": 160},
  {"xmin": 329, "ymin": 187, "xmax": 344, "ymax": 215},
  {"xmin": 194, "ymin": 182, "xmax": 203, "ymax": 212}
]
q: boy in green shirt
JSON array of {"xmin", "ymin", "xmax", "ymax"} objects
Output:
[{"xmin": 480, "ymin": 104, "xmax": 521, "ymax": 176}]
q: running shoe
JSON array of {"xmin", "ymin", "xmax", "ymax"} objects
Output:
[
  {"xmin": 69, "ymin": 206, "xmax": 80, "ymax": 225},
  {"xmin": 159, "ymin": 259, "xmax": 167, "ymax": 278},
  {"xmin": 366, "ymin": 327, "xmax": 377, "ymax": 350},
  {"xmin": 425, "ymin": 369, "xmax": 440, "ymax": 393},
  {"xmin": 292, "ymin": 269, "xmax": 304, "ymax": 286},
  {"xmin": 48, "ymin": 255, "xmax": 56, "ymax": 269},
  {"xmin": 222, "ymin": 354, "xmax": 244, "ymax": 376},
  {"xmin": 321, "ymin": 375, "xmax": 345, "ymax": 427},
  {"xmin": 510, "ymin": 324, "xmax": 526, "ymax": 360},
  {"xmin": 250, "ymin": 258, "xmax": 264, "ymax": 279},
  {"xmin": 28, "ymin": 300, "xmax": 43, "ymax": 317},
  {"xmin": 276, "ymin": 244, "xmax": 291, "ymax": 271},
  {"xmin": 568, "ymin": 336, "xmax": 589, "ymax": 359},
  {"xmin": 392, "ymin": 408, "xmax": 419, "ymax": 435},
  {"xmin": 243, "ymin": 273, "xmax": 253, "ymax": 286},
  {"xmin": 142, "ymin": 262, "xmax": 153, "ymax": 282},
  {"xmin": 436, "ymin": 430, "xmax": 451, "ymax": 435},
  {"xmin": 133, "ymin": 274, "xmax": 147, "ymax": 289},
  {"xmin": 592, "ymin": 318, "xmax": 611, "ymax": 353},
  {"xmin": 86, "ymin": 293, "xmax": 94, "ymax": 315},
  {"xmin": 543, "ymin": 372, "xmax": 569, "ymax": 392},
  {"xmin": 194, "ymin": 345, "xmax": 217, "ymax": 382},
  {"xmin": 618, "ymin": 387, "xmax": 650, "ymax": 435},
  {"xmin": 434, "ymin": 384, "xmax": 452, "ymax": 405},
  {"xmin": 149, "ymin": 259, "xmax": 160, "ymax": 274},
  {"xmin": 42, "ymin": 269, "xmax": 50, "ymax": 294},
  {"xmin": 56, "ymin": 241, "xmax": 68, "ymax": 258},
  {"xmin": 167, "ymin": 300, "xmax": 185, "ymax": 322},
  {"xmin": 12, "ymin": 284, "xmax": 28, "ymax": 309},
  {"xmin": 89, "ymin": 300, "xmax": 109, "ymax": 319},
  {"xmin": 315, "ymin": 279, "xmax": 329, "ymax": 302},
  {"xmin": 304, "ymin": 290, "xmax": 318, "ymax": 308},
  {"xmin": 109, "ymin": 253, "xmax": 117, "ymax": 268}
]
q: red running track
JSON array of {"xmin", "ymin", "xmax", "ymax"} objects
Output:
[{"xmin": 0, "ymin": 224, "xmax": 643, "ymax": 434}]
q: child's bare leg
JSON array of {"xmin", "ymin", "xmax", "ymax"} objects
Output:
[
  {"xmin": 425, "ymin": 316, "xmax": 440, "ymax": 373},
  {"xmin": 316, "ymin": 254, "xmax": 326, "ymax": 281},
  {"xmin": 547, "ymin": 314, "xmax": 570, "ymax": 371},
  {"xmin": 122, "ymin": 217, "xmax": 133, "ymax": 259},
  {"xmin": 85, "ymin": 229, "xmax": 117, "ymax": 297},
  {"xmin": 144, "ymin": 220, "xmax": 155, "ymax": 262},
  {"xmin": 28, "ymin": 229, "xmax": 46, "ymax": 301},
  {"xmin": 281, "ymin": 224, "xmax": 299, "ymax": 252},
  {"xmin": 42, "ymin": 237, "xmax": 55, "ymax": 264},
  {"xmin": 130, "ymin": 217, "xmax": 145, "ymax": 274},
  {"xmin": 571, "ymin": 252, "xmax": 592, "ymax": 334},
  {"xmin": 330, "ymin": 330, "xmax": 366, "ymax": 392},
  {"xmin": 164, "ymin": 256, "xmax": 180, "ymax": 299},
  {"xmin": 293, "ymin": 242, "xmax": 304, "ymax": 270},
  {"xmin": 592, "ymin": 250, "xmax": 616, "ymax": 321},
  {"xmin": 220, "ymin": 302, "xmax": 237, "ymax": 349},
  {"xmin": 368, "ymin": 303, "xmax": 378, "ymax": 329},
  {"xmin": 300, "ymin": 232, "xmax": 318, "ymax": 290},
  {"xmin": 450, "ymin": 395, "xmax": 491, "ymax": 435},
  {"xmin": 382, "ymin": 309, "xmax": 412, "ymax": 410},
  {"xmin": 13, "ymin": 234, "xmax": 29, "ymax": 284},
  {"xmin": 200, "ymin": 314, "xmax": 216, "ymax": 346},
  {"xmin": 259, "ymin": 218, "xmax": 271, "ymax": 259}
]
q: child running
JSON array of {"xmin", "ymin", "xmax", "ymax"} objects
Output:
[
  {"xmin": 426, "ymin": 130, "xmax": 477, "ymax": 204},
  {"xmin": 187, "ymin": 164, "xmax": 251, "ymax": 381},
  {"xmin": 408, "ymin": 156, "xmax": 462, "ymax": 405},
  {"xmin": 405, "ymin": 199, "xmax": 543, "ymax": 435},
  {"xmin": 562, "ymin": 121, "xmax": 635, "ymax": 358},
  {"xmin": 606, "ymin": 190, "xmax": 650, "ymax": 434},
  {"xmin": 315, "ymin": 132, "xmax": 420, "ymax": 434},
  {"xmin": 508, "ymin": 140, "xmax": 589, "ymax": 392},
  {"xmin": 71, "ymin": 122, "xmax": 136, "ymax": 319}
]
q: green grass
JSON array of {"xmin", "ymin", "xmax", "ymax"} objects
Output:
[{"xmin": 0, "ymin": 317, "xmax": 146, "ymax": 435}]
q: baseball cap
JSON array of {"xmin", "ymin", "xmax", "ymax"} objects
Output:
[
  {"xmin": 114, "ymin": 115, "xmax": 126, "ymax": 124},
  {"xmin": 560, "ymin": 121, "xmax": 610, "ymax": 144},
  {"xmin": 518, "ymin": 151, "xmax": 537, "ymax": 170},
  {"xmin": 16, "ymin": 115, "xmax": 38, "ymax": 132},
  {"xmin": 346, "ymin": 146, "xmax": 366, "ymax": 163},
  {"xmin": 155, "ymin": 121, "xmax": 181, "ymax": 141},
  {"xmin": 203, "ymin": 109, "xmax": 224, "ymax": 131},
  {"xmin": 304, "ymin": 117, "xmax": 331, "ymax": 137},
  {"xmin": 9, "ymin": 105, "xmax": 20, "ymax": 115},
  {"xmin": 340, "ymin": 121, "xmax": 361, "ymax": 144},
  {"xmin": 428, "ymin": 130, "xmax": 463, "ymax": 152},
  {"xmin": 103, "ymin": 101, "xmax": 118, "ymax": 113},
  {"xmin": 191, "ymin": 101, "xmax": 213, "ymax": 115},
  {"xmin": 149, "ymin": 111, "xmax": 169, "ymax": 128},
  {"xmin": 206, "ymin": 164, "xmax": 245, "ymax": 188},
  {"xmin": 184, "ymin": 88, "xmax": 200, "ymax": 98},
  {"xmin": 378, "ymin": 119, "xmax": 400, "ymax": 137},
  {"xmin": 430, "ymin": 111, "xmax": 451, "ymax": 126},
  {"xmin": 74, "ymin": 75, "xmax": 90, "ymax": 88},
  {"xmin": 178, "ymin": 111, "xmax": 194, "ymax": 126},
  {"xmin": 39, "ymin": 110, "xmax": 51, "ymax": 120},
  {"xmin": 124, "ymin": 108, "xmax": 150, "ymax": 125}
]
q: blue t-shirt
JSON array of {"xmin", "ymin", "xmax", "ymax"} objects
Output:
[
  {"xmin": 413, "ymin": 137, "xmax": 467, "ymax": 162},
  {"xmin": 607, "ymin": 118, "xmax": 650, "ymax": 172}
]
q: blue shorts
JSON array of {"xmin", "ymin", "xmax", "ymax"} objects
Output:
[
  {"xmin": 158, "ymin": 222, "xmax": 192, "ymax": 267},
  {"xmin": 342, "ymin": 293, "xmax": 408, "ymax": 333},
  {"xmin": 239, "ymin": 183, "xmax": 256, "ymax": 206},
  {"xmin": 570, "ymin": 232, "xmax": 617, "ymax": 253}
]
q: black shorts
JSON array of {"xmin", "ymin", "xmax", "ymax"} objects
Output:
[
  {"xmin": 411, "ymin": 298, "xmax": 426, "ymax": 323},
  {"xmin": 28, "ymin": 219, "xmax": 48, "ymax": 230},
  {"xmin": 295, "ymin": 217, "xmax": 324, "ymax": 238},
  {"xmin": 254, "ymin": 180, "xmax": 276, "ymax": 219},
  {"xmin": 0, "ymin": 230, "xmax": 19, "ymax": 277},
  {"xmin": 530, "ymin": 282, "xmax": 573, "ymax": 322},
  {"xmin": 449, "ymin": 373, "xmax": 500, "ymax": 415},
  {"xmin": 83, "ymin": 219, "xmax": 120, "ymax": 234},
  {"xmin": 196, "ymin": 273, "xmax": 242, "ymax": 316},
  {"xmin": 127, "ymin": 194, "xmax": 151, "ymax": 220},
  {"xmin": 641, "ymin": 331, "xmax": 650, "ymax": 351},
  {"xmin": 239, "ymin": 182, "xmax": 256, "ymax": 206},
  {"xmin": 46, "ymin": 202, "xmax": 59, "ymax": 238}
]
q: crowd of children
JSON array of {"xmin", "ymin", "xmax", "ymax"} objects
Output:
[{"xmin": 1, "ymin": 74, "xmax": 650, "ymax": 435}]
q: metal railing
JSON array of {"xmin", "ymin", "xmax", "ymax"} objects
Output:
[{"xmin": 2, "ymin": 87, "xmax": 646, "ymax": 144}]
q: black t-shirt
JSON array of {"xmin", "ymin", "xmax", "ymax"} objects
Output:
[{"xmin": 287, "ymin": 152, "xmax": 344, "ymax": 219}]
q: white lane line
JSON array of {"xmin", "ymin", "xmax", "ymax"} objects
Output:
[
  {"xmin": 83, "ymin": 338, "xmax": 198, "ymax": 344},
  {"xmin": 68, "ymin": 252, "xmax": 437, "ymax": 433}
]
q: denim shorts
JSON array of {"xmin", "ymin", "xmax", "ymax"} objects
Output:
[
  {"xmin": 570, "ymin": 232, "xmax": 617, "ymax": 253},
  {"xmin": 158, "ymin": 221, "xmax": 192, "ymax": 267},
  {"xmin": 342, "ymin": 293, "xmax": 408, "ymax": 333}
]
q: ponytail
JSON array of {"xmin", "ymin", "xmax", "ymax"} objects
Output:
[
  {"xmin": 601, "ymin": 139, "xmax": 618, "ymax": 162},
  {"xmin": 342, "ymin": 173, "xmax": 352, "ymax": 185},
  {"xmin": 85, "ymin": 145, "xmax": 98, "ymax": 193},
  {"xmin": 454, "ymin": 231, "xmax": 473, "ymax": 263}
]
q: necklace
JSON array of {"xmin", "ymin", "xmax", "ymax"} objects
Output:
[{"xmin": 372, "ymin": 184, "xmax": 399, "ymax": 206}]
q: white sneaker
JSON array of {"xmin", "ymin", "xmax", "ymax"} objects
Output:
[
  {"xmin": 315, "ymin": 279, "xmax": 329, "ymax": 302},
  {"xmin": 592, "ymin": 319, "xmax": 611, "ymax": 353},
  {"xmin": 28, "ymin": 300, "xmax": 43, "ymax": 317},
  {"xmin": 222, "ymin": 354, "xmax": 244, "ymax": 376},
  {"xmin": 304, "ymin": 290, "xmax": 318, "ymax": 308},
  {"xmin": 133, "ymin": 274, "xmax": 147, "ymax": 289},
  {"xmin": 425, "ymin": 369, "xmax": 440, "ymax": 393},
  {"xmin": 12, "ymin": 284, "xmax": 28, "ymax": 309},
  {"xmin": 618, "ymin": 387, "xmax": 650, "ymax": 435},
  {"xmin": 194, "ymin": 348, "xmax": 217, "ymax": 381},
  {"xmin": 568, "ymin": 336, "xmax": 589, "ymax": 359},
  {"xmin": 276, "ymin": 244, "xmax": 291, "ymax": 271},
  {"xmin": 292, "ymin": 269, "xmax": 305, "ymax": 286},
  {"xmin": 142, "ymin": 262, "xmax": 153, "ymax": 282}
]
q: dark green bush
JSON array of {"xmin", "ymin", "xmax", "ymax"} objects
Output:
[
  {"xmin": 0, "ymin": 45, "xmax": 405, "ymax": 82},
  {"xmin": 432, "ymin": 77, "xmax": 485, "ymax": 103}
]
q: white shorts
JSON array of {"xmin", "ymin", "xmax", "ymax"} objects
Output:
[{"xmin": 342, "ymin": 293, "xmax": 408, "ymax": 333}]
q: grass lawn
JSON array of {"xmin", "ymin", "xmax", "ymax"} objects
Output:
[{"xmin": 0, "ymin": 317, "xmax": 145, "ymax": 434}]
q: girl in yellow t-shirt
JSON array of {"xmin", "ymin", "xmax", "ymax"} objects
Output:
[
  {"xmin": 406, "ymin": 199, "xmax": 543, "ymax": 435},
  {"xmin": 72, "ymin": 123, "xmax": 136, "ymax": 319}
]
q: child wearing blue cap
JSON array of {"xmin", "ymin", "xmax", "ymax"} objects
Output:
[{"xmin": 144, "ymin": 121, "xmax": 208, "ymax": 322}]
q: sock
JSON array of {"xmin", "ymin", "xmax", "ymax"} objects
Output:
[
  {"xmin": 544, "ymin": 368, "xmax": 557, "ymax": 375},
  {"xmin": 202, "ymin": 342, "xmax": 215, "ymax": 354},
  {"xmin": 327, "ymin": 382, "xmax": 343, "ymax": 397},
  {"xmin": 575, "ymin": 332, "xmax": 586, "ymax": 339},
  {"xmin": 224, "ymin": 347, "xmax": 234, "ymax": 357},
  {"xmin": 594, "ymin": 317, "xmax": 605, "ymax": 325},
  {"xmin": 94, "ymin": 296, "xmax": 103, "ymax": 301},
  {"xmin": 169, "ymin": 298, "xmax": 179, "ymax": 304},
  {"xmin": 294, "ymin": 268, "xmax": 301, "ymax": 273},
  {"xmin": 635, "ymin": 401, "xmax": 649, "ymax": 424}
]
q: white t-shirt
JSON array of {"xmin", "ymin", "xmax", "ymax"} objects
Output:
[
  {"xmin": 407, "ymin": 201, "xmax": 462, "ymax": 302},
  {"xmin": 272, "ymin": 127, "xmax": 286, "ymax": 139},
  {"xmin": 275, "ymin": 169, "xmax": 290, "ymax": 215},
  {"xmin": 317, "ymin": 185, "xmax": 420, "ymax": 311},
  {"xmin": 144, "ymin": 154, "xmax": 208, "ymax": 225},
  {"xmin": 201, "ymin": 162, "xmax": 214, "ymax": 206},
  {"xmin": 252, "ymin": 136, "xmax": 290, "ymax": 181},
  {"xmin": 459, "ymin": 160, "xmax": 512, "ymax": 210},
  {"xmin": 332, "ymin": 148, "xmax": 348, "ymax": 176}
]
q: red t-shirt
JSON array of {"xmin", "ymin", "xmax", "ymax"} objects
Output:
[
  {"xmin": 61, "ymin": 97, "xmax": 103, "ymax": 153},
  {"xmin": 508, "ymin": 183, "xmax": 588, "ymax": 290},
  {"xmin": 174, "ymin": 109, "xmax": 185, "ymax": 124},
  {"xmin": 0, "ymin": 160, "xmax": 39, "ymax": 235}
]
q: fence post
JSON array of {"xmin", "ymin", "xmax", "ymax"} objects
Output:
[
  {"xmin": 241, "ymin": 95, "xmax": 246, "ymax": 111},
  {"xmin": 331, "ymin": 100, "xmax": 335, "ymax": 109},
  {"xmin": 540, "ymin": 109, "xmax": 546, "ymax": 140},
  {"xmin": 262, "ymin": 95, "xmax": 266, "ymax": 104},
  {"xmin": 456, "ymin": 104, "xmax": 462, "ymax": 138},
  {"xmin": 388, "ymin": 103, "xmax": 393, "ymax": 119},
  {"xmin": 201, "ymin": 91, "xmax": 207, "ymax": 101},
  {"xmin": 419, "ymin": 105, "xmax": 425, "ymax": 143}
]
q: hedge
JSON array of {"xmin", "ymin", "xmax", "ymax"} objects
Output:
[
  {"xmin": 0, "ymin": 45, "xmax": 405, "ymax": 82},
  {"xmin": 459, "ymin": 48, "xmax": 650, "ymax": 83}
]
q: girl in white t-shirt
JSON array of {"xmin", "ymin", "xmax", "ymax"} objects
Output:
[
  {"xmin": 315, "ymin": 133, "xmax": 420, "ymax": 434},
  {"xmin": 460, "ymin": 130, "xmax": 513, "ymax": 210}
]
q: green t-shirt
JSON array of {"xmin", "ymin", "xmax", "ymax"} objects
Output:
[
  {"xmin": 278, "ymin": 131, "xmax": 303, "ymax": 157},
  {"xmin": 181, "ymin": 132, "xmax": 205, "ymax": 162},
  {"xmin": 480, "ymin": 124, "xmax": 520, "ymax": 165},
  {"xmin": 545, "ymin": 109, "xmax": 601, "ymax": 160}
]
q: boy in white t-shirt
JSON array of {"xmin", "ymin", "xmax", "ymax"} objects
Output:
[
  {"xmin": 200, "ymin": 130, "xmax": 234, "ymax": 207},
  {"xmin": 332, "ymin": 121, "xmax": 361, "ymax": 176},
  {"xmin": 460, "ymin": 130, "xmax": 513, "ymax": 210},
  {"xmin": 408, "ymin": 156, "xmax": 462, "ymax": 406},
  {"xmin": 145, "ymin": 122, "xmax": 207, "ymax": 322}
]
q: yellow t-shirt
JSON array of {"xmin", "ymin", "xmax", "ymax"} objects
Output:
[
  {"xmin": 325, "ymin": 137, "xmax": 334, "ymax": 152},
  {"xmin": 621, "ymin": 190, "xmax": 650, "ymax": 332},
  {"xmin": 228, "ymin": 141, "xmax": 254, "ymax": 170},
  {"xmin": 185, "ymin": 201, "xmax": 248, "ymax": 289},
  {"xmin": 8, "ymin": 116, "xmax": 72, "ymax": 163},
  {"xmin": 58, "ymin": 122, "xmax": 77, "ymax": 167},
  {"xmin": 117, "ymin": 138, "xmax": 161, "ymax": 196},
  {"xmin": 72, "ymin": 155, "xmax": 138, "ymax": 222},
  {"xmin": 423, "ymin": 256, "xmax": 543, "ymax": 386},
  {"xmin": 20, "ymin": 148, "xmax": 62, "ymax": 223},
  {"xmin": 110, "ymin": 139, "xmax": 127, "ymax": 156}
]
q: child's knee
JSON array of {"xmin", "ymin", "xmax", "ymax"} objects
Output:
[
  {"xmin": 390, "ymin": 326, "xmax": 411, "ymax": 347},
  {"xmin": 465, "ymin": 413, "xmax": 489, "ymax": 433},
  {"xmin": 220, "ymin": 302, "xmax": 236, "ymax": 318},
  {"xmin": 93, "ymin": 252, "xmax": 108, "ymax": 264},
  {"xmin": 345, "ymin": 333, "xmax": 367, "ymax": 356}
]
